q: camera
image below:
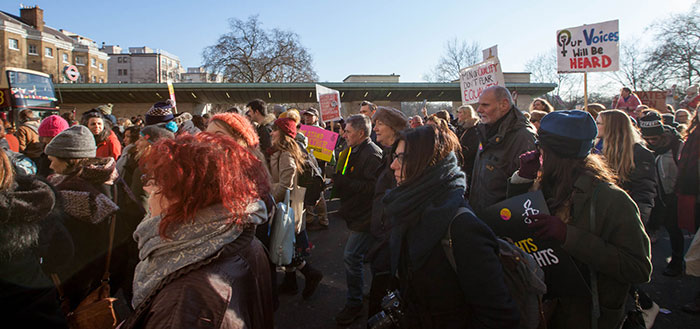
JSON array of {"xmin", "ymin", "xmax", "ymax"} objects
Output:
[{"xmin": 367, "ymin": 290, "xmax": 404, "ymax": 329}]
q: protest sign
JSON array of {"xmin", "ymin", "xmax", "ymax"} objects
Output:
[
  {"xmin": 557, "ymin": 20, "xmax": 619, "ymax": 73},
  {"xmin": 167, "ymin": 80, "xmax": 177, "ymax": 113},
  {"xmin": 483, "ymin": 191, "xmax": 589, "ymax": 297},
  {"xmin": 636, "ymin": 91, "xmax": 667, "ymax": 110},
  {"xmin": 315, "ymin": 84, "xmax": 342, "ymax": 122},
  {"xmin": 459, "ymin": 57, "xmax": 505, "ymax": 104},
  {"xmin": 482, "ymin": 45, "xmax": 498, "ymax": 61},
  {"xmin": 299, "ymin": 124, "xmax": 338, "ymax": 162}
]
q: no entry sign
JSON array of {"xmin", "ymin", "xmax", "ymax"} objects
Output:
[{"xmin": 64, "ymin": 65, "xmax": 80, "ymax": 82}]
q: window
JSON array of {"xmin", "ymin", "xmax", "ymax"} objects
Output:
[
  {"xmin": 62, "ymin": 53, "xmax": 69, "ymax": 63},
  {"xmin": 99, "ymin": 62, "xmax": 104, "ymax": 71},
  {"xmin": 76, "ymin": 56, "xmax": 85, "ymax": 65},
  {"xmin": 28, "ymin": 44, "xmax": 37, "ymax": 55},
  {"xmin": 91, "ymin": 58, "xmax": 97, "ymax": 67},
  {"xmin": 117, "ymin": 69, "xmax": 122, "ymax": 76},
  {"xmin": 44, "ymin": 47, "xmax": 53, "ymax": 57},
  {"xmin": 117, "ymin": 57, "xmax": 122, "ymax": 63},
  {"xmin": 99, "ymin": 78, "xmax": 104, "ymax": 83},
  {"xmin": 92, "ymin": 76, "xmax": 96, "ymax": 83},
  {"xmin": 8, "ymin": 38, "xmax": 19, "ymax": 50},
  {"xmin": 123, "ymin": 69, "xmax": 127, "ymax": 75},
  {"xmin": 122, "ymin": 57, "xmax": 128, "ymax": 63}
]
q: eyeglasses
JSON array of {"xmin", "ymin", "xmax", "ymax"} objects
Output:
[{"xmin": 392, "ymin": 152, "xmax": 406, "ymax": 165}]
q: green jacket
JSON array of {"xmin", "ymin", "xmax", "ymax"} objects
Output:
[{"xmin": 509, "ymin": 174, "xmax": 652, "ymax": 329}]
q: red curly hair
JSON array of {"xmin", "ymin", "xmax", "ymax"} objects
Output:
[{"xmin": 140, "ymin": 132, "xmax": 271, "ymax": 238}]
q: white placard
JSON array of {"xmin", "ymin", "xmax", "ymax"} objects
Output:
[
  {"xmin": 556, "ymin": 20, "xmax": 619, "ymax": 73},
  {"xmin": 482, "ymin": 45, "xmax": 498, "ymax": 61},
  {"xmin": 459, "ymin": 57, "xmax": 506, "ymax": 104}
]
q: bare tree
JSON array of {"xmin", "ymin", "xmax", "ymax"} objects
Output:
[
  {"xmin": 525, "ymin": 50, "xmax": 583, "ymax": 109},
  {"xmin": 203, "ymin": 16, "xmax": 318, "ymax": 83},
  {"xmin": 423, "ymin": 38, "xmax": 481, "ymax": 82},
  {"xmin": 644, "ymin": 3, "xmax": 700, "ymax": 88},
  {"xmin": 607, "ymin": 38, "xmax": 660, "ymax": 91}
]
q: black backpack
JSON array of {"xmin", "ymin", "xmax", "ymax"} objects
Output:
[
  {"xmin": 442, "ymin": 207, "xmax": 547, "ymax": 329},
  {"xmin": 297, "ymin": 147, "xmax": 324, "ymax": 203}
]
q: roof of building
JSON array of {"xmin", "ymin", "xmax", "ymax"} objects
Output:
[{"xmin": 0, "ymin": 10, "xmax": 74, "ymax": 43}]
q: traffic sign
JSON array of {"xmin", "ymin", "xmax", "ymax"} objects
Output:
[{"xmin": 64, "ymin": 65, "xmax": 80, "ymax": 82}]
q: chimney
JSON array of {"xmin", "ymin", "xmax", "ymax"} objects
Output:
[{"xmin": 20, "ymin": 6, "xmax": 44, "ymax": 32}]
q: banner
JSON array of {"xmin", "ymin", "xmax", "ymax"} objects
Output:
[
  {"xmin": 557, "ymin": 20, "xmax": 619, "ymax": 73},
  {"xmin": 483, "ymin": 191, "xmax": 589, "ymax": 297},
  {"xmin": 315, "ymin": 84, "xmax": 342, "ymax": 122},
  {"xmin": 636, "ymin": 91, "xmax": 667, "ymax": 110},
  {"xmin": 298, "ymin": 124, "xmax": 339, "ymax": 162},
  {"xmin": 459, "ymin": 57, "xmax": 505, "ymax": 104}
]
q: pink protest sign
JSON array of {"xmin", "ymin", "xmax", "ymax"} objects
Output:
[{"xmin": 298, "ymin": 124, "xmax": 339, "ymax": 162}]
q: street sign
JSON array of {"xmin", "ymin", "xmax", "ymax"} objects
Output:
[{"xmin": 63, "ymin": 65, "xmax": 80, "ymax": 82}]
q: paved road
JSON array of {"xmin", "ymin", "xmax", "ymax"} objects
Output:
[{"xmin": 274, "ymin": 197, "xmax": 699, "ymax": 329}]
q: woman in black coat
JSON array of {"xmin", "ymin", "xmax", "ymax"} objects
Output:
[{"xmin": 380, "ymin": 125, "xmax": 519, "ymax": 328}]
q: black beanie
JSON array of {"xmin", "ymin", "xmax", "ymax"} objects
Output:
[{"xmin": 639, "ymin": 112, "xmax": 664, "ymax": 137}]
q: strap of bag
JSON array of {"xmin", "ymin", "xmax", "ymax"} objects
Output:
[
  {"xmin": 441, "ymin": 207, "xmax": 471, "ymax": 272},
  {"xmin": 101, "ymin": 184, "xmax": 119, "ymax": 282},
  {"xmin": 589, "ymin": 183, "xmax": 604, "ymax": 329}
]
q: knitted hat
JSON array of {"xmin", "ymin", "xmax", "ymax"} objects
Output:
[
  {"xmin": 145, "ymin": 100, "xmax": 175, "ymax": 126},
  {"xmin": 639, "ymin": 112, "xmax": 665, "ymax": 137},
  {"xmin": 38, "ymin": 115, "xmax": 69, "ymax": 138},
  {"xmin": 304, "ymin": 107, "xmax": 319, "ymax": 117},
  {"xmin": 373, "ymin": 107, "xmax": 408, "ymax": 133},
  {"xmin": 140, "ymin": 124, "xmax": 176, "ymax": 144},
  {"xmin": 274, "ymin": 118, "xmax": 297, "ymax": 138},
  {"xmin": 538, "ymin": 110, "xmax": 597, "ymax": 159},
  {"xmin": 174, "ymin": 112, "xmax": 193, "ymax": 126},
  {"xmin": 210, "ymin": 113, "xmax": 259, "ymax": 147},
  {"xmin": 45, "ymin": 125, "xmax": 97, "ymax": 159},
  {"xmin": 661, "ymin": 113, "xmax": 679, "ymax": 127},
  {"xmin": 96, "ymin": 103, "xmax": 113, "ymax": 116}
]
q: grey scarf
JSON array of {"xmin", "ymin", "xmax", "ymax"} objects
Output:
[{"xmin": 131, "ymin": 200, "xmax": 267, "ymax": 308}]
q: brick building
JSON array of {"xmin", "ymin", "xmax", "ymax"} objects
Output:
[
  {"xmin": 102, "ymin": 45, "xmax": 184, "ymax": 83},
  {"xmin": 0, "ymin": 6, "xmax": 108, "ymax": 83}
]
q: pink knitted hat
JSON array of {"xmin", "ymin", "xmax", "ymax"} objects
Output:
[{"xmin": 38, "ymin": 115, "xmax": 70, "ymax": 138}]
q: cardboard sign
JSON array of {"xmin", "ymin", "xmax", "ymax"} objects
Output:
[
  {"xmin": 636, "ymin": 91, "xmax": 667, "ymax": 110},
  {"xmin": 459, "ymin": 57, "xmax": 505, "ymax": 104},
  {"xmin": 482, "ymin": 45, "xmax": 498, "ymax": 61},
  {"xmin": 483, "ymin": 191, "xmax": 589, "ymax": 297},
  {"xmin": 557, "ymin": 20, "xmax": 619, "ymax": 73},
  {"xmin": 315, "ymin": 84, "xmax": 342, "ymax": 122},
  {"xmin": 298, "ymin": 124, "xmax": 338, "ymax": 162},
  {"xmin": 167, "ymin": 81, "xmax": 177, "ymax": 113}
]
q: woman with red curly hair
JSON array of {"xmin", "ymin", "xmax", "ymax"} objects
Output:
[{"xmin": 122, "ymin": 133, "xmax": 273, "ymax": 329}]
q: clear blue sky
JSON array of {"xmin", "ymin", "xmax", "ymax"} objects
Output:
[{"xmin": 1, "ymin": 0, "xmax": 694, "ymax": 82}]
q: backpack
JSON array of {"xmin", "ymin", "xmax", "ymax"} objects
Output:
[
  {"xmin": 2, "ymin": 149, "xmax": 37, "ymax": 176},
  {"xmin": 297, "ymin": 148, "xmax": 324, "ymax": 203},
  {"xmin": 268, "ymin": 189, "xmax": 296, "ymax": 266},
  {"xmin": 442, "ymin": 207, "xmax": 547, "ymax": 329}
]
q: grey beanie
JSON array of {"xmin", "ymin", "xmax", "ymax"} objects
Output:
[{"xmin": 45, "ymin": 125, "xmax": 97, "ymax": 159}]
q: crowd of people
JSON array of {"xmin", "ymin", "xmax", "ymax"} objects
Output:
[{"xmin": 0, "ymin": 84, "xmax": 699, "ymax": 329}]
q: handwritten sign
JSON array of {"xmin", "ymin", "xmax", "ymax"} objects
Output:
[
  {"xmin": 459, "ymin": 57, "xmax": 505, "ymax": 104},
  {"xmin": 557, "ymin": 20, "xmax": 619, "ymax": 73},
  {"xmin": 483, "ymin": 191, "xmax": 589, "ymax": 297},
  {"xmin": 315, "ymin": 84, "xmax": 342, "ymax": 122},
  {"xmin": 482, "ymin": 45, "xmax": 498, "ymax": 61},
  {"xmin": 636, "ymin": 91, "xmax": 667, "ymax": 111},
  {"xmin": 299, "ymin": 124, "xmax": 338, "ymax": 162}
]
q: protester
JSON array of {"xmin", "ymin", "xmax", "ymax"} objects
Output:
[
  {"xmin": 408, "ymin": 115, "xmax": 423, "ymax": 128},
  {"xmin": 127, "ymin": 125, "xmax": 176, "ymax": 212},
  {"xmin": 15, "ymin": 109, "xmax": 43, "ymax": 164},
  {"xmin": 359, "ymin": 101, "xmax": 378, "ymax": 142},
  {"xmin": 455, "ymin": 105, "xmax": 480, "ymax": 190},
  {"xmin": 676, "ymin": 109, "xmax": 691, "ymax": 124},
  {"xmin": 512, "ymin": 110, "xmax": 652, "ymax": 328},
  {"xmin": 381, "ymin": 125, "xmax": 519, "ymax": 328},
  {"xmin": 279, "ymin": 109, "xmax": 309, "ymax": 148},
  {"xmin": 122, "ymin": 133, "xmax": 273, "ymax": 329},
  {"xmin": 2, "ymin": 118, "xmax": 19, "ymax": 152},
  {"xmin": 366, "ymin": 106, "xmax": 407, "ymax": 316},
  {"xmin": 43, "ymin": 125, "xmax": 129, "ymax": 311},
  {"xmin": 333, "ymin": 114, "xmax": 382, "ymax": 325},
  {"xmin": 586, "ymin": 103, "xmax": 606, "ymax": 120},
  {"xmin": 529, "ymin": 110, "xmax": 547, "ymax": 131},
  {"xmin": 81, "ymin": 110, "xmax": 122, "ymax": 160},
  {"xmin": 96, "ymin": 103, "xmax": 117, "ymax": 126},
  {"xmin": 470, "ymin": 86, "xmax": 536, "ymax": 216},
  {"xmin": 269, "ymin": 118, "xmax": 324, "ymax": 300},
  {"xmin": 634, "ymin": 104, "xmax": 650, "ymax": 120},
  {"xmin": 434, "ymin": 109, "xmax": 456, "ymax": 132},
  {"xmin": 528, "ymin": 97, "xmax": 554, "ymax": 113},
  {"xmin": 640, "ymin": 112, "xmax": 686, "ymax": 277},
  {"xmin": 0, "ymin": 150, "xmax": 72, "ymax": 328},
  {"xmin": 247, "ymin": 99, "xmax": 276, "ymax": 156},
  {"xmin": 122, "ymin": 126, "xmax": 141, "ymax": 147},
  {"xmin": 37, "ymin": 115, "xmax": 69, "ymax": 177},
  {"xmin": 300, "ymin": 107, "xmax": 329, "ymax": 229},
  {"xmin": 679, "ymin": 85, "xmax": 700, "ymax": 110},
  {"xmin": 61, "ymin": 112, "xmax": 78, "ymax": 126},
  {"xmin": 612, "ymin": 87, "xmax": 642, "ymax": 116}
]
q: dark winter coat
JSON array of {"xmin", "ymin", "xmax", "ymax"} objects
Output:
[
  {"xmin": 122, "ymin": 229, "xmax": 273, "ymax": 329},
  {"xmin": 333, "ymin": 138, "xmax": 382, "ymax": 232},
  {"xmin": 367, "ymin": 148, "xmax": 396, "ymax": 273},
  {"xmin": 0, "ymin": 175, "xmax": 73, "ymax": 328},
  {"xmin": 508, "ymin": 174, "xmax": 652, "ymax": 329},
  {"xmin": 470, "ymin": 106, "xmax": 536, "ymax": 216},
  {"xmin": 256, "ymin": 115, "xmax": 275, "ymax": 158},
  {"xmin": 458, "ymin": 124, "xmax": 479, "ymax": 191},
  {"xmin": 620, "ymin": 143, "xmax": 657, "ymax": 223}
]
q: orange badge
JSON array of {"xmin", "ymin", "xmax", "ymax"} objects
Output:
[{"xmin": 500, "ymin": 208, "xmax": 512, "ymax": 221}]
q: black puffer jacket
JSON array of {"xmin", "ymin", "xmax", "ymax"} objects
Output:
[
  {"xmin": 0, "ymin": 175, "xmax": 73, "ymax": 328},
  {"xmin": 620, "ymin": 143, "xmax": 657, "ymax": 223},
  {"xmin": 333, "ymin": 139, "xmax": 382, "ymax": 232}
]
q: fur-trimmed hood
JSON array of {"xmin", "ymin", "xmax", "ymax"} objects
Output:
[{"xmin": 0, "ymin": 176, "xmax": 57, "ymax": 260}]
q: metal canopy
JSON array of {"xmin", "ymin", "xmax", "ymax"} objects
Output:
[{"xmin": 55, "ymin": 82, "xmax": 557, "ymax": 104}]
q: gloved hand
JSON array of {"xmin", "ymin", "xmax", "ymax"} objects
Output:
[
  {"xmin": 528, "ymin": 213, "xmax": 567, "ymax": 243},
  {"xmin": 518, "ymin": 150, "xmax": 541, "ymax": 179}
]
